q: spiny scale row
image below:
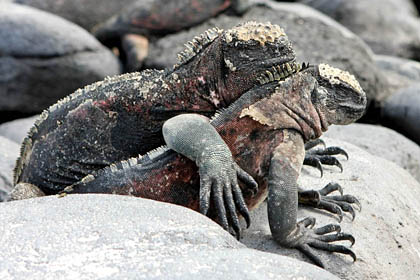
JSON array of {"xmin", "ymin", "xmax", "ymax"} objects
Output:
[
  {"xmin": 257, "ymin": 62, "xmax": 310, "ymax": 85},
  {"xmin": 176, "ymin": 27, "xmax": 222, "ymax": 66}
]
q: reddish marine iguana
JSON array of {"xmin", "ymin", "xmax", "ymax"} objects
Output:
[
  {"xmin": 12, "ymin": 22, "xmax": 342, "ymax": 201},
  {"xmin": 59, "ymin": 63, "xmax": 366, "ymax": 267}
]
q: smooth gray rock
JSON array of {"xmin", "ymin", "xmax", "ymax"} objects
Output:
[
  {"xmin": 300, "ymin": 0, "xmax": 420, "ymax": 60},
  {"xmin": 381, "ymin": 83, "xmax": 420, "ymax": 145},
  {"xmin": 9, "ymin": 0, "xmax": 137, "ymax": 31},
  {"xmin": 324, "ymin": 123, "xmax": 420, "ymax": 182},
  {"xmin": 0, "ymin": 194, "xmax": 339, "ymax": 280},
  {"xmin": 241, "ymin": 138, "xmax": 420, "ymax": 279},
  {"xmin": 0, "ymin": 3, "xmax": 122, "ymax": 114},
  {"xmin": 0, "ymin": 136, "xmax": 19, "ymax": 201},
  {"xmin": 374, "ymin": 54, "xmax": 420, "ymax": 94},
  {"xmin": 145, "ymin": 1, "xmax": 389, "ymax": 104},
  {"xmin": 0, "ymin": 115, "xmax": 38, "ymax": 144}
]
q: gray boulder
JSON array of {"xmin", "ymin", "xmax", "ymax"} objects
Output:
[
  {"xmin": 9, "ymin": 0, "xmax": 137, "ymax": 31},
  {"xmin": 324, "ymin": 123, "xmax": 420, "ymax": 182},
  {"xmin": 0, "ymin": 136, "xmax": 19, "ymax": 201},
  {"xmin": 145, "ymin": 1, "xmax": 389, "ymax": 104},
  {"xmin": 300, "ymin": 0, "xmax": 420, "ymax": 60},
  {"xmin": 0, "ymin": 3, "xmax": 122, "ymax": 114},
  {"xmin": 381, "ymin": 83, "xmax": 420, "ymax": 145},
  {"xmin": 0, "ymin": 194, "xmax": 339, "ymax": 280},
  {"xmin": 374, "ymin": 54, "xmax": 420, "ymax": 94},
  {"xmin": 0, "ymin": 115, "xmax": 38, "ymax": 144},
  {"xmin": 241, "ymin": 138, "xmax": 420, "ymax": 279}
]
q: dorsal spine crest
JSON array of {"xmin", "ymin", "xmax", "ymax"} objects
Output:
[
  {"xmin": 175, "ymin": 27, "xmax": 223, "ymax": 67},
  {"xmin": 257, "ymin": 62, "xmax": 309, "ymax": 85}
]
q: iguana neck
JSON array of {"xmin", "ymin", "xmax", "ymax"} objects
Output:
[{"xmin": 239, "ymin": 73, "xmax": 330, "ymax": 142}]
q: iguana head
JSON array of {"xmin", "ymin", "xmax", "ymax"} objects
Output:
[
  {"xmin": 220, "ymin": 21, "xmax": 297, "ymax": 102},
  {"xmin": 239, "ymin": 63, "xmax": 366, "ymax": 141},
  {"xmin": 174, "ymin": 22, "xmax": 297, "ymax": 107},
  {"xmin": 309, "ymin": 64, "xmax": 367, "ymax": 126}
]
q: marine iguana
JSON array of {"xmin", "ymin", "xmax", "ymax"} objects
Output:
[
  {"xmin": 12, "ymin": 21, "xmax": 343, "ymax": 198},
  {"xmin": 11, "ymin": 21, "xmax": 356, "ymax": 242},
  {"xmin": 59, "ymin": 63, "xmax": 367, "ymax": 267}
]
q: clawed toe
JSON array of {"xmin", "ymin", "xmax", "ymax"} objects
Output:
[
  {"xmin": 296, "ymin": 220, "xmax": 356, "ymax": 267},
  {"xmin": 299, "ymin": 182, "xmax": 361, "ymax": 221},
  {"xmin": 304, "ymin": 141, "xmax": 348, "ymax": 177}
]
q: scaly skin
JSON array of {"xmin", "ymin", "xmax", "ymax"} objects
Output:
[
  {"xmin": 13, "ymin": 22, "xmax": 296, "ymax": 194},
  {"xmin": 61, "ymin": 64, "xmax": 367, "ymax": 267}
]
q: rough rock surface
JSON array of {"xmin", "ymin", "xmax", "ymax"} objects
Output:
[
  {"xmin": 241, "ymin": 138, "xmax": 420, "ymax": 280},
  {"xmin": 300, "ymin": 0, "xmax": 420, "ymax": 60},
  {"xmin": 9, "ymin": 0, "xmax": 137, "ymax": 31},
  {"xmin": 145, "ymin": 1, "xmax": 389, "ymax": 104},
  {"xmin": 324, "ymin": 123, "xmax": 420, "ymax": 182},
  {"xmin": 0, "ymin": 3, "xmax": 122, "ymax": 114},
  {"xmin": 0, "ymin": 136, "xmax": 19, "ymax": 201},
  {"xmin": 381, "ymin": 83, "xmax": 420, "ymax": 145},
  {"xmin": 374, "ymin": 54, "xmax": 420, "ymax": 94},
  {"xmin": 0, "ymin": 115, "xmax": 38, "ymax": 144},
  {"xmin": 0, "ymin": 194, "xmax": 339, "ymax": 280}
]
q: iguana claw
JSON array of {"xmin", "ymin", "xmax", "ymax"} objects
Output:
[
  {"xmin": 199, "ymin": 159, "xmax": 255, "ymax": 240},
  {"xmin": 294, "ymin": 217, "xmax": 356, "ymax": 268},
  {"xmin": 304, "ymin": 140, "xmax": 348, "ymax": 177},
  {"xmin": 298, "ymin": 182, "xmax": 361, "ymax": 221}
]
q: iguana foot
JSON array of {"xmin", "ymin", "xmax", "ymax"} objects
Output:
[
  {"xmin": 9, "ymin": 182, "xmax": 45, "ymax": 201},
  {"xmin": 299, "ymin": 182, "xmax": 361, "ymax": 221},
  {"xmin": 199, "ymin": 160, "xmax": 257, "ymax": 240},
  {"xmin": 304, "ymin": 139, "xmax": 348, "ymax": 177},
  {"xmin": 293, "ymin": 217, "xmax": 356, "ymax": 268}
]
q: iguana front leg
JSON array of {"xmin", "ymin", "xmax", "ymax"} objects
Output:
[
  {"xmin": 300, "ymin": 139, "xmax": 360, "ymax": 221},
  {"xmin": 162, "ymin": 113, "xmax": 257, "ymax": 238},
  {"xmin": 268, "ymin": 130, "xmax": 355, "ymax": 267}
]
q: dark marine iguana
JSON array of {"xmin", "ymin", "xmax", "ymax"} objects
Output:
[
  {"xmin": 12, "ymin": 21, "xmax": 344, "ymax": 201},
  {"xmin": 59, "ymin": 63, "xmax": 366, "ymax": 267}
]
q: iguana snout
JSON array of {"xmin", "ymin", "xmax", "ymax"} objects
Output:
[{"xmin": 311, "ymin": 64, "xmax": 367, "ymax": 126}]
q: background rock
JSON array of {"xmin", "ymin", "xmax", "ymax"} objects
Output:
[
  {"xmin": 374, "ymin": 54, "xmax": 420, "ymax": 94},
  {"xmin": 0, "ymin": 194, "xmax": 339, "ymax": 280},
  {"xmin": 145, "ymin": 2, "xmax": 389, "ymax": 105},
  {"xmin": 241, "ymin": 138, "xmax": 420, "ymax": 279},
  {"xmin": 300, "ymin": 0, "xmax": 420, "ymax": 60},
  {"xmin": 0, "ymin": 3, "xmax": 122, "ymax": 115},
  {"xmin": 381, "ymin": 83, "xmax": 420, "ymax": 145},
  {"xmin": 324, "ymin": 123, "xmax": 420, "ymax": 182},
  {"xmin": 0, "ymin": 115, "xmax": 38, "ymax": 144},
  {"xmin": 0, "ymin": 136, "xmax": 19, "ymax": 201},
  {"xmin": 9, "ymin": 0, "xmax": 137, "ymax": 31}
]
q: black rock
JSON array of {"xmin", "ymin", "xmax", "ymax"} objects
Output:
[
  {"xmin": 300, "ymin": 0, "xmax": 420, "ymax": 60},
  {"xmin": 10, "ymin": 0, "xmax": 138, "ymax": 31},
  {"xmin": 0, "ymin": 3, "xmax": 122, "ymax": 114},
  {"xmin": 375, "ymin": 55, "xmax": 420, "ymax": 94},
  {"xmin": 382, "ymin": 83, "xmax": 420, "ymax": 144}
]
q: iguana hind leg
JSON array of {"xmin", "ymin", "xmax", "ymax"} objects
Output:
[{"xmin": 304, "ymin": 139, "xmax": 348, "ymax": 177}]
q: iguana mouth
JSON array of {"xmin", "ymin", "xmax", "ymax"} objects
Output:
[{"xmin": 257, "ymin": 61, "xmax": 310, "ymax": 85}]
